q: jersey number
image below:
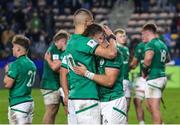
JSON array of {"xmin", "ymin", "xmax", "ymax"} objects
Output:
[
  {"xmin": 27, "ymin": 70, "xmax": 36, "ymax": 87},
  {"xmin": 160, "ymin": 50, "xmax": 166, "ymax": 63}
]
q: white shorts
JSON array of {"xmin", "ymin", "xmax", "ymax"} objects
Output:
[
  {"xmin": 68, "ymin": 99, "xmax": 100, "ymax": 124},
  {"xmin": 134, "ymin": 77, "xmax": 146, "ymax": 100},
  {"xmin": 100, "ymin": 96, "xmax": 127, "ymax": 124},
  {"xmin": 41, "ymin": 88, "xmax": 63, "ymax": 105},
  {"xmin": 123, "ymin": 80, "xmax": 131, "ymax": 98},
  {"xmin": 145, "ymin": 77, "xmax": 167, "ymax": 98},
  {"xmin": 8, "ymin": 101, "xmax": 34, "ymax": 124}
]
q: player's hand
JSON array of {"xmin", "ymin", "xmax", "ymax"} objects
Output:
[
  {"xmin": 103, "ymin": 25, "xmax": 114, "ymax": 36},
  {"xmin": 63, "ymin": 95, "xmax": 68, "ymax": 114},
  {"xmin": 44, "ymin": 52, "xmax": 51, "ymax": 61},
  {"xmin": 73, "ymin": 63, "xmax": 87, "ymax": 76},
  {"xmin": 4, "ymin": 64, "xmax": 9, "ymax": 73},
  {"xmin": 54, "ymin": 59, "xmax": 62, "ymax": 66},
  {"xmin": 142, "ymin": 72, "xmax": 147, "ymax": 79}
]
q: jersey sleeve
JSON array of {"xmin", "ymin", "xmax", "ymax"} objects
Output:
[
  {"xmin": 144, "ymin": 42, "xmax": 155, "ymax": 52},
  {"xmin": 8, "ymin": 62, "xmax": 18, "ymax": 79},
  {"xmin": 76, "ymin": 39, "xmax": 99, "ymax": 55},
  {"xmin": 105, "ymin": 53, "xmax": 123, "ymax": 69}
]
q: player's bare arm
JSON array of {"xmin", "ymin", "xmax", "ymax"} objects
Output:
[
  {"xmin": 144, "ymin": 50, "xmax": 154, "ymax": 66},
  {"xmin": 3, "ymin": 64, "xmax": 14, "ymax": 88},
  {"xmin": 73, "ymin": 63, "xmax": 119, "ymax": 87},
  {"xmin": 142, "ymin": 50, "xmax": 154, "ymax": 78},
  {"xmin": 95, "ymin": 25, "xmax": 117, "ymax": 59},
  {"xmin": 45, "ymin": 52, "xmax": 61, "ymax": 72},
  {"xmin": 60, "ymin": 67, "xmax": 69, "ymax": 106},
  {"xmin": 130, "ymin": 57, "xmax": 139, "ymax": 69}
]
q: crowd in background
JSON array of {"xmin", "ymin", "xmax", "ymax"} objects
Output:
[{"xmin": 0, "ymin": 0, "xmax": 180, "ymax": 60}]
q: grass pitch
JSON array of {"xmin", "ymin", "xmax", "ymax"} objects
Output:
[{"xmin": 0, "ymin": 88, "xmax": 180, "ymax": 124}]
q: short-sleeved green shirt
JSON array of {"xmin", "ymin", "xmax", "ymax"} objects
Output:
[
  {"xmin": 134, "ymin": 42, "xmax": 146, "ymax": 75},
  {"xmin": 62, "ymin": 34, "xmax": 99, "ymax": 100},
  {"xmin": 98, "ymin": 47, "xmax": 124, "ymax": 102},
  {"xmin": 117, "ymin": 44, "xmax": 130, "ymax": 80},
  {"xmin": 7, "ymin": 55, "xmax": 36, "ymax": 107},
  {"xmin": 144, "ymin": 38, "xmax": 168, "ymax": 80},
  {"xmin": 41, "ymin": 43, "xmax": 64, "ymax": 90}
]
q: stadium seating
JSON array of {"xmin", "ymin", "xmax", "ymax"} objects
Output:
[
  {"xmin": 54, "ymin": 7, "xmax": 110, "ymax": 34},
  {"xmin": 127, "ymin": 11, "xmax": 176, "ymax": 35}
]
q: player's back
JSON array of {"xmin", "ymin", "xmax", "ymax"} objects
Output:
[
  {"xmin": 65, "ymin": 34, "xmax": 99, "ymax": 100},
  {"xmin": 145, "ymin": 38, "xmax": 168, "ymax": 80},
  {"xmin": 9, "ymin": 55, "xmax": 36, "ymax": 106}
]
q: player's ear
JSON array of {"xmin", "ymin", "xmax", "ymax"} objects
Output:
[
  {"xmin": 54, "ymin": 41, "xmax": 57, "ymax": 46},
  {"xmin": 17, "ymin": 47, "xmax": 20, "ymax": 52}
]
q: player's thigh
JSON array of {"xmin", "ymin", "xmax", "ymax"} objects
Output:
[
  {"xmin": 101, "ymin": 96, "xmax": 127, "ymax": 124},
  {"xmin": 135, "ymin": 77, "xmax": 146, "ymax": 91},
  {"xmin": 68, "ymin": 99, "xmax": 100, "ymax": 124},
  {"xmin": 8, "ymin": 101, "xmax": 34, "ymax": 124},
  {"xmin": 134, "ymin": 77, "xmax": 146, "ymax": 99},
  {"xmin": 145, "ymin": 77, "xmax": 167, "ymax": 98},
  {"xmin": 41, "ymin": 89, "xmax": 61, "ymax": 105}
]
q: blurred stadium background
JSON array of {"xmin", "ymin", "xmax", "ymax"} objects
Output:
[{"xmin": 0, "ymin": 0, "xmax": 180, "ymax": 124}]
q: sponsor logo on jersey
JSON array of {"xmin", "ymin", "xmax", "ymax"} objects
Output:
[
  {"xmin": 52, "ymin": 54, "xmax": 59, "ymax": 60},
  {"xmin": 87, "ymin": 40, "xmax": 98, "ymax": 48}
]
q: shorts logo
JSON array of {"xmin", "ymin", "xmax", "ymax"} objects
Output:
[
  {"xmin": 79, "ymin": 103, "xmax": 87, "ymax": 110},
  {"xmin": 104, "ymin": 119, "xmax": 108, "ymax": 124},
  {"xmin": 87, "ymin": 40, "xmax": 98, "ymax": 48}
]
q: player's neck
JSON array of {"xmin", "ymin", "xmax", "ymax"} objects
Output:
[
  {"xmin": 16, "ymin": 52, "xmax": 26, "ymax": 58},
  {"xmin": 148, "ymin": 35, "xmax": 156, "ymax": 42},
  {"xmin": 74, "ymin": 26, "xmax": 85, "ymax": 34}
]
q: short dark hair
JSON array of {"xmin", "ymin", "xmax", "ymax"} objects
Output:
[
  {"xmin": 12, "ymin": 35, "xmax": 30, "ymax": 51},
  {"xmin": 53, "ymin": 30, "xmax": 69, "ymax": 42},
  {"xmin": 142, "ymin": 23, "xmax": 157, "ymax": 33},
  {"xmin": 82, "ymin": 23, "xmax": 104, "ymax": 37}
]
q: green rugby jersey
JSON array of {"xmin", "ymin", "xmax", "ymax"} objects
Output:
[
  {"xmin": 98, "ymin": 47, "xmax": 124, "ymax": 102},
  {"xmin": 134, "ymin": 42, "xmax": 146, "ymax": 75},
  {"xmin": 117, "ymin": 44, "xmax": 130, "ymax": 80},
  {"xmin": 144, "ymin": 38, "xmax": 168, "ymax": 80},
  {"xmin": 41, "ymin": 43, "xmax": 64, "ymax": 90},
  {"xmin": 7, "ymin": 55, "xmax": 36, "ymax": 107},
  {"xmin": 62, "ymin": 34, "xmax": 99, "ymax": 100}
]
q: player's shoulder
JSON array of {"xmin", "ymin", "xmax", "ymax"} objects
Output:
[
  {"xmin": 47, "ymin": 42, "xmax": 55, "ymax": 52},
  {"xmin": 124, "ymin": 46, "xmax": 129, "ymax": 51},
  {"xmin": 71, "ymin": 34, "xmax": 91, "ymax": 41},
  {"xmin": 138, "ymin": 42, "xmax": 145, "ymax": 47},
  {"xmin": 24, "ymin": 57, "xmax": 37, "ymax": 70}
]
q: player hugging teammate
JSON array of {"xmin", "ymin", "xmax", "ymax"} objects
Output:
[{"xmin": 3, "ymin": 8, "xmax": 169, "ymax": 125}]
